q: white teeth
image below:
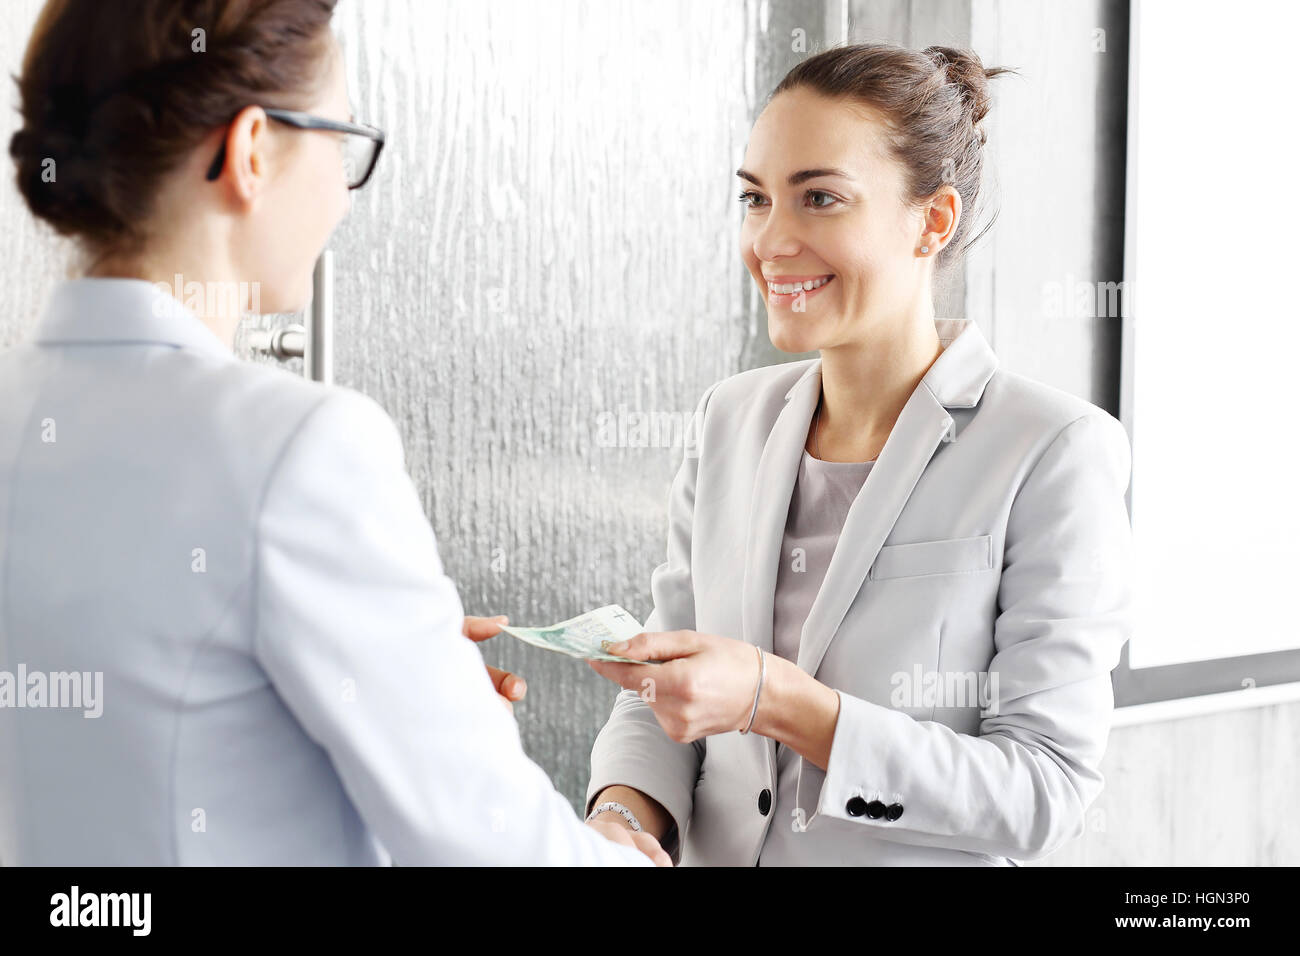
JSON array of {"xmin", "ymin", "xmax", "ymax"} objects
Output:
[{"xmin": 767, "ymin": 276, "xmax": 831, "ymax": 295}]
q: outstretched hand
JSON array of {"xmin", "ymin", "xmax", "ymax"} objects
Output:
[
  {"xmin": 463, "ymin": 615, "xmax": 527, "ymax": 713},
  {"xmin": 588, "ymin": 630, "xmax": 760, "ymax": 743}
]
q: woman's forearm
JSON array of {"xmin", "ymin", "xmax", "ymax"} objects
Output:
[
  {"xmin": 590, "ymin": 784, "xmax": 674, "ymax": 841},
  {"xmin": 751, "ymin": 652, "xmax": 842, "ymax": 770}
]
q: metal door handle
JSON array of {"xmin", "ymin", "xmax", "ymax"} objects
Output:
[
  {"xmin": 245, "ymin": 324, "xmax": 306, "ymax": 359},
  {"xmin": 245, "ymin": 251, "xmax": 333, "ymax": 384},
  {"xmin": 306, "ymin": 250, "xmax": 333, "ymax": 385}
]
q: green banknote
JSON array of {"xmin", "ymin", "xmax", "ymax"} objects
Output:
[{"xmin": 498, "ymin": 605, "xmax": 659, "ymax": 663}]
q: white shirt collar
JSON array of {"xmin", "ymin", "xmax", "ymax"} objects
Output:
[{"xmin": 33, "ymin": 278, "xmax": 234, "ymax": 360}]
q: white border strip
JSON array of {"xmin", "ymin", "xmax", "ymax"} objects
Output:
[{"xmin": 1112, "ymin": 680, "xmax": 1300, "ymax": 728}]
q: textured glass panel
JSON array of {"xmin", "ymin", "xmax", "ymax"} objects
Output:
[
  {"xmin": 0, "ymin": 0, "xmax": 841, "ymax": 820},
  {"xmin": 0, "ymin": 0, "xmax": 76, "ymax": 349},
  {"xmin": 326, "ymin": 0, "xmax": 762, "ymax": 812}
]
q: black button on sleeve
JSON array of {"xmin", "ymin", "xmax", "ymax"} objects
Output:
[
  {"xmin": 846, "ymin": 796, "xmax": 868, "ymax": 817},
  {"xmin": 884, "ymin": 802, "xmax": 904, "ymax": 821},
  {"xmin": 758, "ymin": 789, "xmax": 772, "ymax": 816},
  {"xmin": 865, "ymin": 800, "xmax": 887, "ymax": 819}
]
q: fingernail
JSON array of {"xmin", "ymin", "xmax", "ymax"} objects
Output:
[
  {"xmin": 495, "ymin": 615, "xmax": 508, "ymax": 622},
  {"xmin": 607, "ymin": 641, "xmax": 629, "ymax": 653}
]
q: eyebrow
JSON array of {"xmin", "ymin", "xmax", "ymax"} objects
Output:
[{"xmin": 735, "ymin": 167, "xmax": 853, "ymax": 187}]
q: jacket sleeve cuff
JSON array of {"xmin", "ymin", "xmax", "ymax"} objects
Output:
[
  {"xmin": 813, "ymin": 688, "xmax": 1097, "ymax": 861},
  {"xmin": 587, "ymin": 691, "xmax": 700, "ymax": 865},
  {"xmin": 816, "ymin": 689, "xmax": 915, "ymax": 825}
]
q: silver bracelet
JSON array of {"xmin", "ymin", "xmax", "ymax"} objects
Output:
[
  {"xmin": 739, "ymin": 645, "xmax": 766, "ymax": 735},
  {"xmin": 586, "ymin": 800, "xmax": 643, "ymax": 832}
]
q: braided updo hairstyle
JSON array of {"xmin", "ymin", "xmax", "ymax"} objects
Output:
[
  {"xmin": 772, "ymin": 42, "xmax": 1016, "ymax": 270},
  {"xmin": 10, "ymin": 0, "xmax": 338, "ymax": 258}
]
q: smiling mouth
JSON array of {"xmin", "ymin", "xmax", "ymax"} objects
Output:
[{"xmin": 765, "ymin": 275, "xmax": 835, "ymax": 299}]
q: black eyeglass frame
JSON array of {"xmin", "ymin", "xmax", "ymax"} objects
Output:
[{"xmin": 204, "ymin": 108, "xmax": 386, "ymax": 189}]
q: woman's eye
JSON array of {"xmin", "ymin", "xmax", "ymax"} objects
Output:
[
  {"xmin": 738, "ymin": 190, "xmax": 768, "ymax": 208},
  {"xmin": 807, "ymin": 190, "xmax": 838, "ymax": 208}
]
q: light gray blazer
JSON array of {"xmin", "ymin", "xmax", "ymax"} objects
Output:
[
  {"xmin": 587, "ymin": 318, "xmax": 1135, "ymax": 866},
  {"xmin": 0, "ymin": 278, "xmax": 650, "ymax": 867}
]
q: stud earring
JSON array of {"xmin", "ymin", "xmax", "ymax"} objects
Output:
[{"xmin": 920, "ymin": 244, "xmax": 930, "ymax": 254}]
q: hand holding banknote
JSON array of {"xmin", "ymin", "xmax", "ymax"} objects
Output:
[
  {"xmin": 497, "ymin": 605, "xmax": 660, "ymax": 664},
  {"xmin": 463, "ymin": 615, "xmax": 527, "ymax": 713},
  {"xmin": 589, "ymin": 630, "xmax": 789, "ymax": 746}
]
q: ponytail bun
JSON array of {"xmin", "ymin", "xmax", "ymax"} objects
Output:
[{"xmin": 924, "ymin": 45, "xmax": 1000, "ymax": 144}]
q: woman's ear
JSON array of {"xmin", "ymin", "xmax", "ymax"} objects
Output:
[
  {"xmin": 920, "ymin": 186, "xmax": 962, "ymax": 254},
  {"xmin": 214, "ymin": 104, "xmax": 271, "ymax": 206}
]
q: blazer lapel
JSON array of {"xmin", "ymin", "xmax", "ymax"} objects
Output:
[
  {"xmin": 740, "ymin": 360, "xmax": 821, "ymax": 784},
  {"xmin": 741, "ymin": 361, "xmax": 822, "ymax": 657},
  {"xmin": 793, "ymin": 383, "xmax": 952, "ymax": 677},
  {"xmin": 794, "ymin": 318, "xmax": 999, "ymax": 678},
  {"xmin": 737, "ymin": 319, "xmax": 997, "ymax": 783}
]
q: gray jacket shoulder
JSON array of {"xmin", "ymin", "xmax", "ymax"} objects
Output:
[
  {"xmin": 982, "ymin": 367, "xmax": 1126, "ymax": 444},
  {"xmin": 697, "ymin": 359, "xmax": 817, "ymax": 419},
  {"xmin": 701, "ymin": 359, "xmax": 1121, "ymax": 434}
]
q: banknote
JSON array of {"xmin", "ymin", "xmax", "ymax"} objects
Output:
[{"xmin": 498, "ymin": 605, "xmax": 659, "ymax": 663}]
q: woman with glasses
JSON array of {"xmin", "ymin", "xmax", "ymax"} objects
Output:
[
  {"xmin": 203, "ymin": 108, "xmax": 385, "ymax": 190},
  {"xmin": 0, "ymin": 0, "xmax": 667, "ymax": 867}
]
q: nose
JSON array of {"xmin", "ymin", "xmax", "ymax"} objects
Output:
[{"xmin": 749, "ymin": 202, "xmax": 803, "ymax": 263}]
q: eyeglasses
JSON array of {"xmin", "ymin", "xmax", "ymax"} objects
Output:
[{"xmin": 204, "ymin": 108, "xmax": 386, "ymax": 190}]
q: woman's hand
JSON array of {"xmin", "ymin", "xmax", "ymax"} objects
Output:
[
  {"xmin": 463, "ymin": 615, "xmax": 527, "ymax": 713},
  {"xmin": 585, "ymin": 817, "xmax": 673, "ymax": 867},
  {"xmin": 587, "ymin": 630, "xmax": 760, "ymax": 743}
]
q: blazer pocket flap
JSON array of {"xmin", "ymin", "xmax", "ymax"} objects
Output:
[{"xmin": 868, "ymin": 534, "xmax": 993, "ymax": 581}]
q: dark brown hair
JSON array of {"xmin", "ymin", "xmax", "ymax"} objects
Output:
[
  {"xmin": 9, "ymin": 0, "xmax": 338, "ymax": 257},
  {"xmin": 773, "ymin": 42, "xmax": 1017, "ymax": 270}
]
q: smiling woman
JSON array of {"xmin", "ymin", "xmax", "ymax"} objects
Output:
[
  {"xmin": 736, "ymin": 45, "xmax": 1014, "ymax": 365},
  {"xmin": 586, "ymin": 42, "xmax": 1137, "ymax": 867}
]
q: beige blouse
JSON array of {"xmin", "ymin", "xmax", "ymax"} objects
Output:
[{"xmin": 762, "ymin": 449, "xmax": 874, "ymax": 864}]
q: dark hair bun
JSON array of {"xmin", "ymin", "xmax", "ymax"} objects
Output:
[
  {"xmin": 9, "ymin": 0, "xmax": 339, "ymax": 254},
  {"xmin": 10, "ymin": 86, "xmax": 123, "ymax": 245},
  {"xmin": 924, "ymin": 45, "xmax": 996, "ymax": 141}
]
